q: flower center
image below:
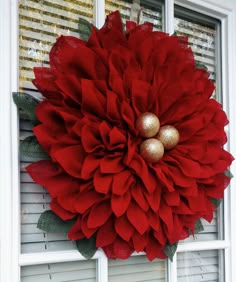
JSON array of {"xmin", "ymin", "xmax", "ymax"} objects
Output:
[{"xmin": 136, "ymin": 112, "xmax": 179, "ymax": 163}]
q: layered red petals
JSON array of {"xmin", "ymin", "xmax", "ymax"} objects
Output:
[{"xmin": 27, "ymin": 10, "xmax": 233, "ymax": 261}]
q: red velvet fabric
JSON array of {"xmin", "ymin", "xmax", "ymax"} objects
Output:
[{"xmin": 27, "ymin": 11, "xmax": 234, "ymax": 261}]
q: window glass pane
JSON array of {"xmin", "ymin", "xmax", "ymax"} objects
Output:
[
  {"xmin": 174, "ymin": 8, "xmax": 220, "ymax": 99},
  {"xmin": 177, "ymin": 250, "xmax": 224, "ymax": 282},
  {"xmin": 174, "ymin": 8, "xmax": 223, "ymax": 242},
  {"xmin": 108, "ymin": 255, "xmax": 166, "ymax": 282},
  {"xmin": 105, "ymin": 0, "xmax": 163, "ymax": 31},
  {"xmin": 19, "ymin": 0, "xmax": 94, "ymax": 254},
  {"xmin": 21, "ymin": 260, "xmax": 96, "ymax": 282}
]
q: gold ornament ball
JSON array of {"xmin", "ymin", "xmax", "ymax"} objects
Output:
[
  {"xmin": 140, "ymin": 138, "xmax": 164, "ymax": 163},
  {"xmin": 136, "ymin": 112, "xmax": 160, "ymax": 138},
  {"xmin": 157, "ymin": 125, "xmax": 179, "ymax": 150}
]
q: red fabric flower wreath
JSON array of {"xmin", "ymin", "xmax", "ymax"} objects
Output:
[{"xmin": 27, "ymin": 11, "xmax": 233, "ymax": 261}]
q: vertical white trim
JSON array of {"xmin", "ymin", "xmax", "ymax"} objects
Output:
[
  {"xmin": 165, "ymin": 0, "xmax": 176, "ymax": 280},
  {"xmin": 94, "ymin": 0, "xmax": 105, "ymax": 28},
  {"xmin": 224, "ymin": 8, "xmax": 236, "ymax": 282},
  {"xmin": 167, "ymin": 256, "xmax": 177, "ymax": 282},
  {"xmin": 97, "ymin": 252, "xmax": 108, "ymax": 282},
  {"xmin": 165, "ymin": 0, "xmax": 174, "ymax": 34},
  {"xmin": 0, "ymin": 0, "xmax": 20, "ymax": 281}
]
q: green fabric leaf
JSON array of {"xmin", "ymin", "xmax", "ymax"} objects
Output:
[
  {"xmin": 224, "ymin": 169, "xmax": 233, "ymax": 179},
  {"xmin": 20, "ymin": 136, "xmax": 49, "ymax": 162},
  {"xmin": 195, "ymin": 61, "xmax": 208, "ymax": 71},
  {"xmin": 13, "ymin": 92, "xmax": 39, "ymax": 123},
  {"xmin": 211, "ymin": 198, "xmax": 222, "ymax": 208},
  {"xmin": 37, "ymin": 210, "xmax": 76, "ymax": 233},
  {"xmin": 194, "ymin": 219, "xmax": 204, "ymax": 234},
  {"xmin": 76, "ymin": 236, "xmax": 97, "ymax": 259},
  {"xmin": 78, "ymin": 18, "xmax": 92, "ymax": 41},
  {"xmin": 163, "ymin": 242, "xmax": 178, "ymax": 261}
]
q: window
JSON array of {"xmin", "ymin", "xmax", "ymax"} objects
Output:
[{"xmin": 0, "ymin": 0, "xmax": 236, "ymax": 282}]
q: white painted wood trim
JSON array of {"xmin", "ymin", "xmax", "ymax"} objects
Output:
[
  {"xmin": 97, "ymin": 251, "xmax": 108, "ymax": 282},
  {"xmin": 168, "ymin": 256, "xmax": 177, "ymax": 282},
  {"xmin": 165, "ymin": 0, "xmax": 174, "ymax": 34},
  {"xmin": 94, "ymin": 0, "xmax": 105, "ymax": 28},
  {"xmin": 19, "ymin": 249, "xmax": 103, "ymax": 266},
  {"xmin": 177, "ymin": 240, "xmax": 229, "ymax": 252},
  {"xmin": 0, "ymin": 0, "xmax": 20, "ymax": 281}
]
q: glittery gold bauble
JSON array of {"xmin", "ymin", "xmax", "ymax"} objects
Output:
[
  {"xmin": 136, "ymin": 112, "xmax": 160, "ymax": 138},
  {"xmin": 140, "ymin": 138, "xmax": 164, "ymax": 163},
  {"xmin": 157, "ymin": 125, "xmax": 179, "ymax": 150}
]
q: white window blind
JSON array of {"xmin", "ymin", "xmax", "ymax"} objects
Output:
[
  {"xmin": 19, "ymin": 0, "xmax": 94, "ymax": 91},
  {"xmin": 21, "ymin": 260, "xmax": 96, "ymax": 282},
  {"xmin": 105, "ymin": 0, "xmax": 163, "ymax": 31},
  {"xmin": 174, "ymin": 8, "xmax": 221, "ymax": 100},
  {"xmin": 108, "ymin": 255, "xmax": 166, "ymax": 282},
  {"xmin": 19, "ymin": 0, "xmax": 94, "ymax": 254},
  {"xmin": 174, "ymin": 10, "xmax": 222, "ymax": 243},
  {"xmin": 177, "ymin": 250, "xmax": 223, "ymax": 282}
]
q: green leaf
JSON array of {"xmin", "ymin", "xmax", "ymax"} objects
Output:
[
  {"xmin": 20, "ymin": 136, "xmax": 49, "ymax": 162},
  {"xmin": 37, "ymin": 210, "xmax": 76, "ymax": 233},
  {"xmin": 164, "ymin": 242, "xmax": 178, "ymax": 261},
  {"xmin": 211, "ymin": 198, "xmax": 222, "ymax": 208},
  {"xmin": 224, "ymin": 169, "xmax": 233, "ymax": 179},
  {"xmin": 194, "ymin": 219, "xmax": 204, "ymax": 234},
  {"xmin": 76, "ymin": 236, "xmax": 97, "ymax": 259},
  {"xmin": 195, "ymin": 61, "xmax": 208, "ymax": 71},
  {"xmin": 13, "ymin": 92, "xmax": 39, "ymax": 123},
  {"xmin": 78, "ymin": 18, "xmax": 92, "ymax": 41}
]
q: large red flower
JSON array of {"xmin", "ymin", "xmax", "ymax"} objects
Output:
[{"xmin": 27, "ymin": 11, "xmax": 233, "ymax": 260}]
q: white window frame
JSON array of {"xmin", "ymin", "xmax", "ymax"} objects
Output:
[{"xmin": 1, "ymin": 0, "xmax": 236, "ymax": 281}]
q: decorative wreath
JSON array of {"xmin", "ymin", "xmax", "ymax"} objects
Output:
[{"xmin": 14, "ymin": 11, "xmax": 233, "ymax": 261}]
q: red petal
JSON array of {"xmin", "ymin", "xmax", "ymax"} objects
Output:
[
  {"xmin": 127, "ymin": 201, "xmax": 149, "ymax": 235},
  {"xmin": 131, "ymin": 183, "xmax": 149, "ymax": 211},
  {"xmin": 81, "ymin": 79, "xmax": 106, "ymax": 118},
  {"xmin": 50, "ymin": 199, "xmax": 76, "ymax": 220},
  {"xmin": 113, "ymin": 238, "xmax": 133, "ymax": 259},
  {"xmin": 115, "ymin": 215, "xmax": 134, "ymax": 241},
  {"xmin": 146, "ymin": 236, "xmax": 166, "ymax": 261},
  {"xmin": 87, "ymin": 201, "xmax": 112, "ymax": 228},
  {"xmin": 144, "ymin": 187, "xmax": 161, "ymax": 212},
  {"xmin": 68, "ymin": 217, "xmax": 84, "ymax": 240},
  {"xmin": 33, "ymin": 67, "xmax": 59, "ymax": 100},
  {"xmin": 147, "ymin": 210, "xmax": 160, "ymax": 232},
  {"xmin": 129, "ymin": 154, "xmax": 156, "ymax": 193},
  {"xmin": 81, "ymin": 214, "xmax": 97, "ymax": 238},
  {"xmin": 81, "ymin": 155, "xmax": 101, "ymax": 179},
  {"xmin": 53, "ymin": 145, "xmax": 85, "ymax": 178},
  {"xmin": 111, "ymin": 192, "xmax": 131, "ymax": 217},
  {"xmin": 73, "ymin": 190, "xmax": 102, "ymax": 214},
  {"xmin": 93, "ymin": 169, "xmax": 113, "ymax": 194},
  {"xmin": 159, "ymin": 202, "xmax": 174, "ymax": 235},
  {"xmin": 164, "ymin": 191, "xmax": 180, "ymax": 206},
  {"xmin": 112, "ymin": 171, "xmax": 133, "ymax": 195},
  {"xmin": 102, "ymin": 244, "xmax": 116, "ymax": 259},
  {"xmin": 100, "ymin": 155, "xmax": 124, "ymax": 173},
  {"xmin": 96, "ymin": 218, "xmax": 116, "ymax": 247},
  {"xmin": 132, "ymin": 232, "xmax": 147, "ymax": 252}
]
